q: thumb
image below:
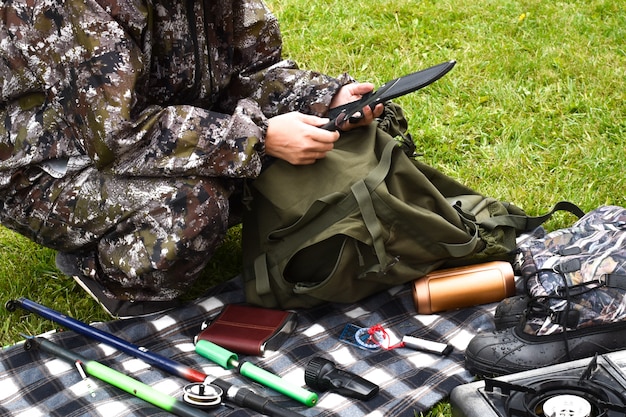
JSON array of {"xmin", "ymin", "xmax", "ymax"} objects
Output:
[{"xmin": 297, "ymin": 113, "xmax": 330, "ymax": 127}]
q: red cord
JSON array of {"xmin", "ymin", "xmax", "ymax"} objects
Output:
[{"xmin": 366, "ymin": 324, "xmax": 405, "ymax": 350}]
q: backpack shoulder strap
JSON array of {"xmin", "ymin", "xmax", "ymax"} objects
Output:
[{"xmin": 478, "ymin": 201, "xmax": 585, "ymax": 232}]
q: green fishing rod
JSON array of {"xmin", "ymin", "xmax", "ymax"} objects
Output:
[
  {"xmin": 25, "ymin": 336, "xmax": 211, "ymax": 417},
  {"xmin": 8, "ymin": 298, "xmax": 305, "ymax": 417},
  {"xmin": 195, "ymin": 340, "xmax": 318, "ymax": 407}
]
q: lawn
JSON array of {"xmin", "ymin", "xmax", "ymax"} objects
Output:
[{"xmin": 1, "ymin": 0, "xmax": 625, "ymax": 416}]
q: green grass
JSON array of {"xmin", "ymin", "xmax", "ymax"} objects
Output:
[
  {"xmin": 1, "ymin": 0, "xmax": 625, "ymax": 416},
  {"xmin": 0, "ymin": 226, "xmax": 244, "ymax": 348},
  {"xmin": 277, "ymin": 0, "xmax": 625, "ymax": 222}
]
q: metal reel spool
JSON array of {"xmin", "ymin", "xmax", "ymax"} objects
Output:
[{"xmin": 182, "ymin": 383, "xmax": 223, "ymax": 408}]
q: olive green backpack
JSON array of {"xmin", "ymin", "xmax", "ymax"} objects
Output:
[{"xmin": 241, "ymin": 105, "xmax": 582, "ymax": 309}]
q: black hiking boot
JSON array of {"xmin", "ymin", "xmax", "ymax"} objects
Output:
[
  {"xmin": 493, "ymin": 295, "xmax": 530, "ymax": 330},
  {"xmin": 466, "ymin": 295, "xmax": 626, "ymax": 377},
  {"xmin": 56, "ymin": 252, "xmax": 181, "ymax": 319},
  {"xmin": 465, "ymin": 319, "xmax": 626, "ymax": 377}
]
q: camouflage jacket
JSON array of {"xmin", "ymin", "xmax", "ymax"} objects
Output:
[{"xmin": 0, "ymin": 0, "xmax": 344, "ymax": 189}]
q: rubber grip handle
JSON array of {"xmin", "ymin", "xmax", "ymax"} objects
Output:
[
  {"xmin": 232, "ymin": 386, "xmax": 307, "ymax": 417},
  {"xmin": 239, "ymin": 362, "xmax": 318, "ymax": 407},
  {"xmin": 195, "ymin": 339, "xmax": 237, "ymax": 369}
]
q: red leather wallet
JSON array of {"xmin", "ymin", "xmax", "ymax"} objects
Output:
[{"xmin": 195, "ymin": 304, "xmax": 297, "ymax": 356}]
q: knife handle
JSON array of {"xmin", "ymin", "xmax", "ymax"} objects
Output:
[
  {"xmin": 322, "ymin": 93, "xmax": 377, "ymax": 131},
  {"xmin": 347, "ymin": 102, "xmax": 382, "ymax": 124}
]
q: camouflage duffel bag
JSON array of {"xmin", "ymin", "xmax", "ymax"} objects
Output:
[{"xmin": 519, "ymin": 205, "xmax": 626, "ymax": 335}]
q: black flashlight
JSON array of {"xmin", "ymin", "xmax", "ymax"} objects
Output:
[{"xmin": 304, "ymin": 357, "xmax": 379, "ymax": 401}]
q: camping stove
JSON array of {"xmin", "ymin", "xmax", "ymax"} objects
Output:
[{"xmin": 450, "ymin": 350, "xmax": 626, "ymax": 417}]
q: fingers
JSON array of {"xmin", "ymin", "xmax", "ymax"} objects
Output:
[
  {"xmin": 297, "ymin": 114, "xmax": 339, "ymax": 142},
  {"xmin": 265, "ymin": 112, "xmax": 340, "ymax": 165},
  {"xmin": 372, "ymin": 102, "xmax": 385, "ymax": 118},
  {"xmin": 346, "ymin": 82, "xmax": 375, "ymax": 96},
  {"xmin": 337, "ymin": 102, "xmax": 384, "ymax": 131},
  {"xmin": 330, "ymin": 82, "xmax": 375, "ymax": 109}
]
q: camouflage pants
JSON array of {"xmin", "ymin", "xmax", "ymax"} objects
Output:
[{"xmin": 0, "ymin": 165, "xmax": 235, "ymax": 301}]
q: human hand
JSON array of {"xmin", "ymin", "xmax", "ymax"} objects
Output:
[
  {"xmin": 329, "ymin": 82, "xmax": 384, "ymax": 131},
  {"xmin": 265, "ymin": 112, "xmax": 341, "ymax": 165}
]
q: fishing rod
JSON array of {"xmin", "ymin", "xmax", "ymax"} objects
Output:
[
  {"xmin": 24, "ymin": 336, "xmax": 211, "ymax": 417},
  {"xmin": 6, "ymin": 297, "xmax": 305, "ymax": 417},
  {"xmin": 195, "ymin": 339, "xmax": 318, "ymax": 407}
]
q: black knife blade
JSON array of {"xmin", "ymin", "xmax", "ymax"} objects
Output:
[{"xmin": 322, "ymin": 60, "xmax": 456, "ymax": 131}]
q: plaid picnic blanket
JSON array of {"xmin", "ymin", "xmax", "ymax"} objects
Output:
[{"xmin": 0, "ymin": 275, "xmax": 498, "ymax": 417}]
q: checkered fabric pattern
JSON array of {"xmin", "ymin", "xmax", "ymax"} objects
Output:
[{"xmin": 0, "ymin": 275, "xmax": 497, "ymax": 416}]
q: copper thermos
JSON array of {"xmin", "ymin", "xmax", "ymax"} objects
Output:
[{"xmin": 412, "ymin": 261, "xmax": 516, "ymax": 314}]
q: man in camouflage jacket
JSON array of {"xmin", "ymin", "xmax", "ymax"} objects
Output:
[{"xmin": 0, "ymin": 0, "xmax": 381, "ymax": 314}]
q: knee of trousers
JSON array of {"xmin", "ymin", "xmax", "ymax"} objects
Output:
[{"xmin": 95, "ymin": 177, "xmax": 231, "ymax": 282}]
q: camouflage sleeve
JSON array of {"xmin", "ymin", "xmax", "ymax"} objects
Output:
[
  {"xmin": 1, "ymin": 0, "xmax": 346, "ymax": 182},
  {"xmin": 202, "ymin": 0, "xmax": 346, "ymax": 119},
  {"xmin": 111, "ymin": 0, "xmax": 346, "ymax": 177},
  {"xmin": 227, "ymin": 61, "xmax": 347, "ymax": 118},
  {"xmin": 109, "ymin": 100, "xmax": 269, "ymax": 178}
]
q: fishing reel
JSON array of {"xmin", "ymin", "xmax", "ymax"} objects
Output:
[{"xmin": 182, "ymin": 383, "xmax": 223, "ymax": 408}]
